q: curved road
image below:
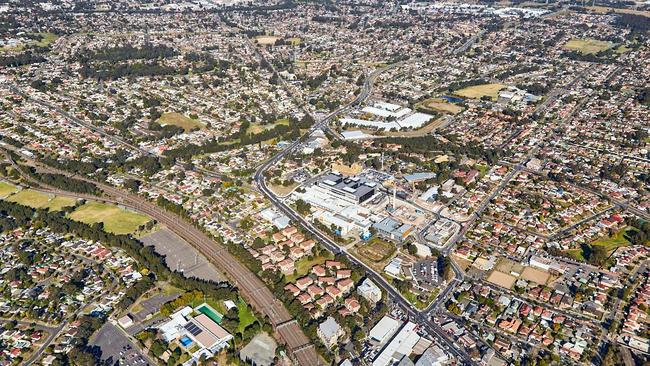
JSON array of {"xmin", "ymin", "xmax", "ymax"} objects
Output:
[
  {"xmin": 2, "ymin": 150, "xmax": 321, "ymax": 366},
  {"xmin": 253, "ymin": 63, "xmax": 478, "ymax": 365}
]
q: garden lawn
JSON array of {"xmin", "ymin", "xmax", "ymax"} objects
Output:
[
  {"xmin": 286, "ymin": 253, "xmax": 333, "ymax": 282},
  {"xmin": 237, "ymin": 299, "xmax": 257, "ymax": 333}
]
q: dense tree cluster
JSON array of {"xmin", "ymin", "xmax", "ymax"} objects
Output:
[
  {"xmin": 78, "ymin": 47, "xmax": 229, "ymax": 80},
  {"xmin": 0, "ymin": 51, "xmax": 46, "ymax": 67},
  {"xmin": 625, "ymin": 217, "xmax": 650, "ymax": 246},
  {"xmin": 24, "ymin": 167, "xmax": 101, "ymax": 195},
  {"xmin": 75, "ymin": 44, "xmax": 178, "ymax": 63},
  {"xmin": 615, "ymin": 13, "xmax": 650, "ymax": 32},
  {"xmin": 0, "ymin": 200, "xmax": 239, "ymax": 313},
  {"xmin": 164, "ymin": 115, "xmax": 314, "ymax": 160},
  {"xmin": 375, "ymin": 135, "xmax": 501, "ymax": 164}
]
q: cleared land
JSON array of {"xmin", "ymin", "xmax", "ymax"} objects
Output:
[
  {"xmin": 68, "ymin": 201, "xmax": 151, "ymax": 234},
  {"xmin": 247, "ymin": 118, "xmax": 290, "ymax": 135},
  {"xmin": 356, "ymin": 238, "xmax": 396, "ymax": 263},
  {"xmin": 157, "ymin": 112, "xmax": 204, "ymax": 132},
  {"xmin": 141, "ymin": 228, "xmax": 227, "ymax": 282},
  {"xmin": 564, "ymin": 38, "xmax": 613, "ymax": 55},
  {"xmin": 495, "ymin": 258, "xmax": 524, "ymax": 275},
  {"xmin": 254, "ymin": 35, "xmax": 279, "ymax": 45},
  {"xmin": 0, "ymin": 182, "xmax": 19, "ymax": 198},
  {"xmin": 454, "ymin": 83, "xmax": 505, "ymax": 101},
  {"xmin": 417, "ymin": 98, "xmax": 464, "ymax": 114},
  {"xmin": 520, "ymin": 267, "xmax": 551, "ymax": 285},
  {"xmin": 268, "ymin": 182, "xmax": 298, "ymax": 197},
  {"xmin": 486, "ymin": 270, "xmax": 517, "ymax": 289},
  {"xmin": 452, "ymin": 255, "xmax": 473, "ymax": 272}
]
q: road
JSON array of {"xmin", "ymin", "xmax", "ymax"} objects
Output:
[
  {"xmin": 5, "ymin": 84, "xmax": 226, "ymax": 181},
  {"xmin": 253, "ymin": 62, "xmax": 478, "ymax": 364},
  {"xmin": 1, "ymin": 149, "xmax": 322, "ymax": 366}
]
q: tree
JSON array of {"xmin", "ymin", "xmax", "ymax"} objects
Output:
[
  {"xmin": 407, "ymin": 243, "xmax": 418, "ymax": 255},
  {"xmin": 295, "ymin": 199, "xmax": 312, "ymax": 215}
]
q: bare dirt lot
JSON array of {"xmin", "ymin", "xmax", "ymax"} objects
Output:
[
  {"xmin": 255, "ymin": 35, "xmax": 279, "ymax": 45},
  {"xmin": 520, "ymin": 267, "xmax": 551, "ymax": 285},
  {"xmin": 487, "ymin": 270, "xmax": 517, "ymax": 289},
  {"xmin": 495, "ymin": 258, "xmax": 524, "ymax": 275},
  {"xmin": 356, "ymin": 238, "xmax": 396, "ymax": 262}
]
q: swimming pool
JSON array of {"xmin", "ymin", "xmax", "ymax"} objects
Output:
[{"xmin": 196, "ymin": 303, "xmax": 223, "ymax": 324}]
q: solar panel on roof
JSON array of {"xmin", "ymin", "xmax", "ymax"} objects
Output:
[{"xmin": 184, "ymin": 322, "xmax": 202, "ymax": 336}]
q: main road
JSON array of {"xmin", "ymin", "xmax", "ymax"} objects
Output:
[{"xmin": 253, "ymin": 63, "xmax": 479, "ymax": 365}]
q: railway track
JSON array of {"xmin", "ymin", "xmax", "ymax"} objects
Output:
[{"xmin": 2, "ymin": 153, "xmax": 321, "ymax": 366}]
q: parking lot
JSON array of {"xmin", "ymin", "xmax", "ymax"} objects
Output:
[
  {"xmin": 91, "ymin": 322, "xmax": 154, "ymax": 366},
  {"xmin": 413, "ymin": 259, "xmax": 440, "ymax": 290},
  {"xmin": 141, "ymin": 228, "xmax": 226, "ymax": 282}
]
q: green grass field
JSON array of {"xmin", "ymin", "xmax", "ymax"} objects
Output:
[
  {"xmin": 34, "ymin": 32, "xmax": 58, "ymax": 48},
  {"xmin": 454, "ymin": 83, "xmax": 505, "ymax": 101},
  {"xmin": 566, "ymin": 226, "xmax": 639, "ymax": 262},
  {"xmin": 42, "ymin": 196, "xmax": 78, "ymax": 211},
  {"xmin": 236, "ymin": 299, "xmax": 257, "ymax": 333},
  {"xmin": 157, "ymin": 112, "xmax": 204, "ymax": 132},
  {"xmin": 564, "ymin": 38, "xmax": 613, "ymax": 55},
  {"xmin": 0, "ymin": 182, "xmax": 19, "ymax": 198},
  {"xmin": 3, "ymin": 187, "xmax": 78, "ymax": 211},
  {"xmin": 591, "ymin": 226, "xmax": 638, "ymax": 254},
  {"xmin": 7, "ymin": 189, "xmax": 53, "ymax": 208},
  {"xmin": 286, "ymin": 253, "xmax": 333, "ymax": 282},
  {"xmin": 68, "ymin": 201, "xmax": 151, "ymax": 234}
]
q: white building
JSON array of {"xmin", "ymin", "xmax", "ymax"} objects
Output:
[
  {"xmin": 369, "ymin": 316, "xmax": 402, "ymax": 345},
  {"xmin": 358, "ymin": 278, "xmax": 382, "ymax": 304},
  {"xmin": 415, "ymin": 345, "xmax": 450, "ymax": 366},
  {"xmin": 318, "ymin": 317, "xmax": 344, "ymax": 348},
  {"xmin": 160, "ymin": 306, "xmax": 193, "ymax": 342},
  {"xmin": 373, "ymin": 322, "xmax": 421, "ymax": 366}
]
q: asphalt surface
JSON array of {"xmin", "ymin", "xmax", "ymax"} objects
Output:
[
  {"xmin": 140, "ymin": 228, "xmax": 227, "ymax": 282},
  {"xmin": 253, "ymin": 62, "xmax": 478, "ymax": 364},
  {"xmin": 91, "ymin": 322, "xmax": 154, "ymax": 366},
  {"xmin": 4, "ymin": 154, "xmax": 322, "ymax": 366}
]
